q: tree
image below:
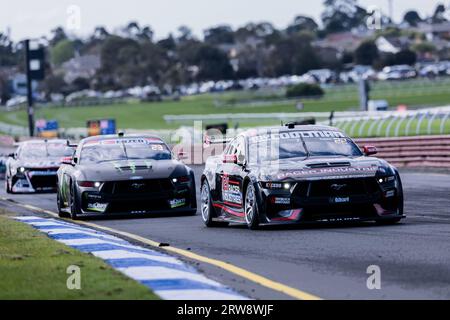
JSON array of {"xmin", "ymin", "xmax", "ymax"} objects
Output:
[
  {"xmin": 50, "ymin": 26, "xmax": 67, "ymax": 46},
  {"xmin": 354, "ymin": 40, "xmax": 379, "ymax": 65},
  {"xmin": 394, "ymin": 50, "xmax": 417, "ymax": 65},
  {"xmin": 321, "ymin": 0, "xmax": 368, "ymax": 34},
  {"xmin": 286, "ymin": 16, "xmax": 319, "ymax": 35},
  {"xmin": 268, "ymin": 33, "xmax": 320, "ymax": 76},
  {"xmin": 0, "ymin": 32, "xmax": 16, "ymax": 66},
  {"xmin": 204, "ymin": 25, "xmax": 234, "ymax": 45},
  {"xmin": 51, "ymin": 40, "xmax": 75, "ymax": 66},
  {"xmin": 40, "ymin": 74, "xmax": 67, "ymax": 96},
  {"xmin": 177, "ymin": 26, "xmax": 194, "ymax": 43},
  {"xmin": 432, "ymin": 4, "xmax": 448, "ymax": 23},
  {"xmin": 192, "ymin": 45, "xmax": 234, "ymax": 81},
  {"xmin": 403, "ymin": 11, "xmax": 422, "ymax": 27},
  {"xmin": 158, "ymin": 34, "xmax": 176, "ymax": 51}
]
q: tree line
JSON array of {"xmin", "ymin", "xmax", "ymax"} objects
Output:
[{"xmin": 0, "ymin": 0, "xmax": 448, "ymax": 98}]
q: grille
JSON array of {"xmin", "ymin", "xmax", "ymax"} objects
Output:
[
  {"xmin": 103, "ymin": 179, "xmax": 173, "ymax": 195},
  {"xmin": 295, "ymin": 178, "xmax": 379, "ymax": 198},
  {"xmin": 108, "ymin": 199, "xmax": 169, "ymax": 213},
  {"xmin": 30, "ymin": 175, "xmax": 57, "ymax": 189}
]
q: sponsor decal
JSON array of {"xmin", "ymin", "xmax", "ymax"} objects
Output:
[
  {"xmin": 221, "ymin": 175, "xmax": 242, "ymax": 205},
  {"xmin": 385, "ymin": 190, "xmax": 395, "ymax": 198},
  {"xmin": 87, "ymin": 202, "xmax": 108, "ymax": 212},
  {"xmin": 169, "ymin": 198, "xmax": 186, "ymax": 208},
  {"xmin": 27, "ymin": 170, "xmax": 57, "ymax": 177},
  {"xmin": 271, "ymin": 197, "xmax": 291, "ymax": 205},
  {"xmin": 130, "ymin": 182, "xmax": 146, "ymax": 190},
  {"xmin": 249, "ymin": 130, "xmax": 346, "ymax": 143},
  {"xmin": 85, "ymin": 138, "xmax": 163, "ymax": 146},
  {"xmin": 276, "ymin": 166, "xmax": 378, "ymax": 180},
  {"xmin": 332, "ymin": 197, "xmax": 350, "ymax": 203}
]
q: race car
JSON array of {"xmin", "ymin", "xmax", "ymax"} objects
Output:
[
  {"xmin": 56, "ymin": 133, "xmax": 197, "ymax": 219},
  {"xmin": 5, "ymin": 139, "xmax": 74, "ymax": 194},
  {"xmin": 201, "ymin": 125, "xmax": 404, "ymax": 229}
]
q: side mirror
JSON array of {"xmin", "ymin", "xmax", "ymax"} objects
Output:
[
  {"xmin": 8, "ymin": 153, "xmax": 15, "ymax": 159},
  {"xmin": 73, "ymin": 157, "xmax": 78, "ymax": 164},
  {"xmin": 223, "ymin": 154, "xmax": 238, "ymax": 164},
  {"xmin": 363, "ymin": 146, "xmax": 378, "ymax": 156},
  {"xmin": 61, "ymin": 156, "xmax": 73, "ymax": 165}
]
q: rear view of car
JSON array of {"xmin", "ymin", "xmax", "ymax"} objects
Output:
[{"xmin": 5, "ymin": 139, "xmax": 73, "ymax": 193}]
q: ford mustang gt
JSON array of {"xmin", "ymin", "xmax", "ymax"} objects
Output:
[
  {"xmin": 201, "ymin": 125, "xmax": 404, "ymax": 229},
  {"xmin": 5, "ymin": 139, "xmax": 73, "ymax": 194},
  {"xmin": 57, "ymin": 133, "xmax": 197, "ymax": 219}
]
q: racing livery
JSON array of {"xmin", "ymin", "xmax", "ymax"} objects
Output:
[
  {"xmin": 5, "ymin": 139, "xmax": 73, "ymax": 193},
  {"xmin": 201, "ymin": 125, "xmax": 405, "ymax": 229},
  {"xmin": 57, "ymin": 133, "xmax": 196, "ymax": 219}
]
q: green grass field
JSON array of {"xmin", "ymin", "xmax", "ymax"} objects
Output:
[
  {"xmin": 0, "ymin": 213, "xmax": 159, "ymax": 300},
  {"xmin": 1, "ymin": 78, "xmax": 450, "ymax": 130}
]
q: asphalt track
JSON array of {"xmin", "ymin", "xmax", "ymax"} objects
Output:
[{"xmin": 1, "ymin": 167, "xmax": 449, "ymax": 300}]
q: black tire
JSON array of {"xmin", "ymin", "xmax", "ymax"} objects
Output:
[
  {"xmin": 69, "ymin": 183, "xmax": 81, "ymax": 220},
  {"xmin": 56, "ymin": 189, "xmax": 68, "ymax": 218},
  {"xmin": 5, "ymin": 176, "xmax": 12, "ymax": 194},
  {"xmin": 201, "ymin": 180, "xmax": 228, "ymax": 228},
  {"xmin": 244, "ymin": 183, "xmax": 260, "ymax": 230}
]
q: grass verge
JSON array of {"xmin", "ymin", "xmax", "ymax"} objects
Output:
[{"xmin": 0, "ymin": 212, "xmax": 159, "ymax": 300}]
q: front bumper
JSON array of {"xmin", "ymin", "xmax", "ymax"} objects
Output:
[
  {"xmin": 11, "ymin": 169, "xmax": 58, "ymax": 193},
  {"xmin": 259, "ymin": 177, "xmax": 404, "ymax": 224},
  {"xmin": 76, "ymin": 178, "xmax": 196, "ymax": 215}
]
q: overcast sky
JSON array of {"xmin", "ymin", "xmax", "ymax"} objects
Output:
[{"xmin": 0, "ymin": 0, "xmax": 447, "ymax": 41}]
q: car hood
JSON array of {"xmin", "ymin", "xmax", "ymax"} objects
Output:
[
  {"xmin": 75, "ymin": 159, "xmax": 189, "ymax": 181},
  {"xmin": 255, "ymin": 156, "xmax": 391, "ymax": 181}
]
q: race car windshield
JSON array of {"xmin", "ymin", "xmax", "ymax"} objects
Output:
[
  {"xmin": 19, "ymin": 144, "xmax": 73, "ymax": 159},
  {"xmin": 80, "ymin": 140, "xmax": 171, "ymax": 164},
  {"xmin": 249, "ymin": 139, "xmax": 308, "ymax": 163},
  {"xmin": 248, "ymin": 130, "xmax": 362, "ymax": 163},
  {"xmin": 303, "ymin": 137, "xmax": 362, "ymax": 157}
]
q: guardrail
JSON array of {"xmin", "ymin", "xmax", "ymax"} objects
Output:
[{"xmin": 356, "ymin": 135, "xmax": 450, "ymax": 168}]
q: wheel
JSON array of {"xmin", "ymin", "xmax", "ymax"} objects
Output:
[
  {"xmin": 56, "ymin": 189, "xmax": 68, "ymax": 218},
  {"xmin": 5, "ymin": 176, "xmax": 12, "ymax": 194},
  {"xmin": 69, "ymin": 183, "xmax": 81, "ymax": 220},
  {"xmin": 244, "ymin": 183, "xmax": 260, "ymax": 230},
  {"xmin": 201, "ymin": 181, "xmax": 228, "ymax": 228}
]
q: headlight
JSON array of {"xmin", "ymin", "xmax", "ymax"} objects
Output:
[
  {"xmin": 377, "ymin": 176, "xmax": 396, "ymax": 184},
  {"xmin": 172, "ymin": 176, "xmax": 190, "ymax": 184},
  {"xmin": 78, "ymin": 181, "xmax": 102, "ymax": 188},
  {"xmin": 261, "ymin": 182, "xmax": 292, "ymax": 190},
  {"xmin": 19, "ymin": 167, "xmax": 26, "ymax": 173}
]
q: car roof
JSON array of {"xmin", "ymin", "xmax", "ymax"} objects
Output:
[
  {"xmin": 80, "ymin": 134, "xmax": 164, "ymax": 144},
  {"xmin": 241, "ymin": 125, "xmax": 345, "ymax": 137},
  {"xmin": 20, "ymin": 139, "xmax": 68, "ymax": 146}
]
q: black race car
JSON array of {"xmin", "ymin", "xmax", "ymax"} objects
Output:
[
  {"xmin": 57, "ymin": 133, "xmax": 197, "ymax": 219},
  {"xmin": 5, "ymin": 139, "xmax": 73, "ymax": 193},
  {"xmin": 201, "ymin": 125, "xmax": 404, "ymax": 229}
]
